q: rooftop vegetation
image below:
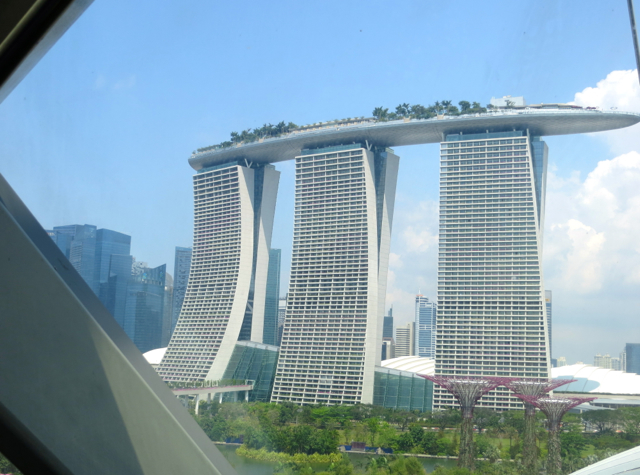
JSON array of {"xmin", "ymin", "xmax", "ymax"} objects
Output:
[
  {"xmin": 194, "ymin": 100, "xmax": 497, "ymax": 154},
  {"xmin": 373, "ymin": 100, "xmax": 495, "ymax": 121}
]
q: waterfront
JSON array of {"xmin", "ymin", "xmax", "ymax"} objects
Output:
[{"xmin": 216, "ymin": 444, "xmax": 457, "ymax": 475}]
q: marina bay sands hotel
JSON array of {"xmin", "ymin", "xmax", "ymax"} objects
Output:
[{"xmin": 157, "ymin": 101, "xmax": 639, "ymax": 409}]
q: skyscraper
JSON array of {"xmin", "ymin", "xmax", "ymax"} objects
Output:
[
  {"xmin": 545, "ymin": 290, "xmax": 552, "ymax": 358},
  {"xmin": 611, "ymin": 357, "xmax": 622, "ymax": 371},
  {"xmin": 415, "ymin": 295, "xmax": 437, "ymax": 358},
  {"xmin": 171, "ymin": 247, "xmax": 192, "ymax": 335},
  {"xmin": 263, "ymin": 248, "xmax": 281, "ymax": 346},
  {"xmin": 162, "ymin": 273, "xmax": 174, "ymax": 347},
  {"xmin": 626, "ymin": 344, "xmax": 640, "ymax": 375},
  {"xmin": 383, "ymin": 308, "xmax": 394, "ymax": 339},
  {"xmin": 277, "ymin": 296, "xmax": 287, "ymax": 347},
  {"xmin": 271, "ymin": 144, "xmax": 399, "ymax": 405},
  {"xmin": 124, "ymin": 262, "xmax": 166, "ymax": 353},
  {"xmin": 382, "ymin": 307, "xmax": 395, "ymax": 361},
  {"xmin": 49, "ymin": 224, "xmax": 131, "ymax": 314},
  {"xmin": 594, "ymin": 353, "xmax": 612, "ymax": 369},
  {"xmin": 395, "ymin": 322, "xmax": 415, "ymax": 357},
  {"xmin": 435, "ymin": 130, "xmax": 549, "ymax": 410},
  {"xmin": 158, "ymin": 162, "xmax": 280, "ymax": 381}
]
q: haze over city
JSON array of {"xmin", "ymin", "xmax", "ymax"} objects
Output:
[{"xmin": 1, "ymin": 0, "xmax": 639, "ymax": 366}]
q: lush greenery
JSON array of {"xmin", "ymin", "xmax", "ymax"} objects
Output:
[
  {"xmin": 0, "ymin": 451, "xmax": 22, "ymax": 475},
  {"xmin": 237, "ymin": 445, "xmax": 342, "ymax": 464},
  {"xmin": 188, "ymin": 401, "xmax": 640, "ymax": 474},
  {"xmin": 372, "ymin": 100, "xmax": 493, "ymax": 122},
  {"xmin": 196, "ymin": 99, "xmax": 498, "ymax": 153}
]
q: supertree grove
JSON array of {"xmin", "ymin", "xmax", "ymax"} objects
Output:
[
  {"xmin": 420, "ymin": 375, "xmax": 512, "ymax": 471},
  {"xmin": 497, "ymin": 378, "xmax": 576, "ymax": 475},
  {"xmin": 519, "ymin": 395, "xmax": 596, "ymax": 475}
]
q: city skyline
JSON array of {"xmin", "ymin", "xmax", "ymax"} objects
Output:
[{"xmin": 1, "ymin": 0, "xmax": 640, "ymax": 364}]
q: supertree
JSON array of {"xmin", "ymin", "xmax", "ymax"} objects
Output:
[
  {"xmin": 519, "ymin": 395, "xmax": 596, "ymax": 475},
  {"xmin": 420, "ymin": 375, "xmax": 512, "ymax": 471},
  {"xmin": 497, "ymin": 378, "xmax": 576, "ymax": 474}
]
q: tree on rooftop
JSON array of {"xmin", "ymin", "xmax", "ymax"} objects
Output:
[
  {"xmin": 458, "ymin": 101, "xmax": 471, "ymax": 113},
  {"xmin": 395, "ymin": 103, "xmax": 411, "ymax": 117},
  {"xmin": 372, "ymin": 107, "xmax": 389, "ymax": 120}
]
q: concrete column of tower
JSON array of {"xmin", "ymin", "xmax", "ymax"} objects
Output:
[
  {"xmin": 271, "ymin": 144, "xmax": 399, "ymax": 405},
  {"xmin": 435, "ymin": 131, "xmax": 551, "ymax": 410},
  {"xmin": 158, "ymin": 161, "xmax": 279, "ymax": 382}
]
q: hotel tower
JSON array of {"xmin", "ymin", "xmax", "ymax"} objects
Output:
[
  {"xmin": 270, "ymin": 144, "xmax": 399, "ymax": 405},
  {"xmin": 157, "ymin": 162, "xmax": 279, "ymax": 381},
  {"xmin": 435, "ymin": 130, "xmax": 549, "ymax": 409}
]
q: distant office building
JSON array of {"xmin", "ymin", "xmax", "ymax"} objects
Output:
[
  {"xmin": 277, "ymin": 296, "xmax": 286, "ymax": 347},
  {"xmin": 594, "ymin": 354, "xmax": 612, "ymax": 369},
  {"xmin": 161, "ymin": 273, "xmax": 173, "ymax": 347},
  {"xmin": 383, "ymin": 308, "xmax": 394, "ymax": 339},
  {"xmin": 622, "ymin": 351, "xmax": 627, "ymax": 372},
  {"xmin": 551, "ymin": 358, "xmax": 558, "ymax": 368},
  {"xmin": 381, "ymin": 340, "xmax": 395, "ymax": 361},
  {"xmin": 382, "ymin": 307, "xmax": 395, "ymax": 361},
  {"xmin": 49, "ymin": 225, "xmax": 131, "ymax": 297},
  {"xmin": 557, "ymin": 356, "xmax": 567, "ymax": 367},
  {"xmin": 626, "ymin": 344, "xmax": 640, "ymax": 375},
  {"xmin": 124, "ymin": 262, "xmax": 167, "ymax": 354},
  {"xmin": 415, "ymin": 295, "xmax": 437, "ymax": 358},
  {"xmin": 396, "ymin": 323, "xmax": 415, "ymax": 358},
  {"xmin": 263, "ymin": 249, "xmax": 281, "ymax": 346},
  {"xmin": 47, "ymin": 224, "xmax": 171, "ymax": 354},
  {"xmin": 171, "ymin": 247, "xmax": 192, "ymax": 334},
  {"xmin": 104, "ymin": 254, "xmax": 134, "ymax": 328},
  {"xmin": 545, "ymin": 290, "xmax": 552, "ymax": 359},
  {"xmin": 611, "ymin": 357, "xmax": 622, "ymax": 372}
]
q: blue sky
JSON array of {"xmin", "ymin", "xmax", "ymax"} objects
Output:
[{"xmin": 1, "ymin": 0, "xmax": 639, "ymax": 364}]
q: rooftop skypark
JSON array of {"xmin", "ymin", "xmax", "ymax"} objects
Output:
[
  {"xmin": 189, "ymin": 105, "xmax": 640, "ymax": 169},
  {"xmin": 196, "ymin": 99, "xmax": 561, "ymax": 154}
]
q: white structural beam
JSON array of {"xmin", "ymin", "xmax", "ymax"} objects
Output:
[{"xmin": 0, "ymin": 174, "xmax": 236, "ymax": 475}]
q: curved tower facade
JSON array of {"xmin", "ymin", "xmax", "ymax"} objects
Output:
[
  {"xmin": 158, "ymin": 161, "xmax": 279, "ymax": 381},
  {"xmin": 270, "ymin": 144, "xmax": 399, "ymax": 405}
]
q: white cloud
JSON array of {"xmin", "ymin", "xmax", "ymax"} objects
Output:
[
  {"xmin": 544, "ymin": 151, "xmax": 640, "ymax": 314},
  {"xmin": 385, "ymin": 199, "xmax": 439, "ymax": 326},
  {"xmin": 572, "ymin": 69, "xmax": 640, "ymax": 154},
  {"xmin": 388, "ymin": 252, "xmax": 403, "ymax": 268},
  {"xmin": 547, "ymin": 219, "xmax": 605, "ymax": 293}
]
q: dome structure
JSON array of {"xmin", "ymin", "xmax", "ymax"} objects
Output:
[
  {"xmin": 381, "ymin": 356, "xmax": 435, "ymax": 375},
  {"xmin": 143, "ymin": 347, "xmax": 167, "ymax": 368},
  {"xmin": 552, "ymin": 364, "xmax": 640, "ymax": 395}
]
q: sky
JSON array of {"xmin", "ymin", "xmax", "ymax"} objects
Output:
[{"xmin": 0, "ymin": 0, "xmax": 639, "ymax": 365}]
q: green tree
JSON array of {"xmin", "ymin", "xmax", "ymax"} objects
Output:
[
  {"xmin": 458, "ymin": 101, "xmax": 471, "ymax": 113},
  {"xmin": 388, "ymin": 456, "xmax": 427, "ymax": 475},
  {"xmin": 619, "ymin": 407, "xmax": 640, "ymax": 436},
  {"xmin": 395, "ymin": 432, "xmax": 415, "ymax": 452},
  {"xmin": 421, "ymin": 431, "xmax": 439, "ymax": 455},
  {"xmin": 582, "ymin": 409, "xmax": 619, "ymax": 434},
  {"xmin": 560, "ymin": 430, "xmax": 588, "ymax": 458},
  {"xmin": 372, "ymin": 107, "xmax": 389, "ymax": 121},
  {"xmin": 366, "ymin": 418, "xmax": 381, "ymax": 446}
]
